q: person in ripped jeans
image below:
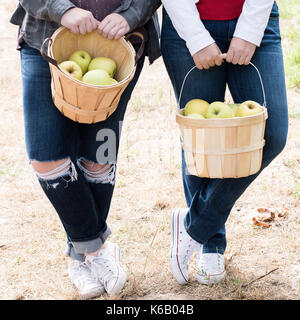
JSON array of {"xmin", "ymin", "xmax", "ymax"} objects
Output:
[
  {"xmin": 161, "ymin": 0, "xmax": 288, "ymax": 285},
  {"xmin": 10, "ymin": 0, "xmax": 161, "ymax": 299}
]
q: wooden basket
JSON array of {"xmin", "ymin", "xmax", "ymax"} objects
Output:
[
  {"xmin": 176, "ymin": 61, "xmax": 268, "ymax": 179},
  {"xmin": 176, "ymin": 108, "xmax": 268, "ymax": 178},
  {"xmin": 41, "ymin": 27, "xmax": 144, "ymax": 124}
]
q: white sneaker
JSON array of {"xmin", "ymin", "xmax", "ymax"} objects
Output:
[
  {"xmin": 170, "ymin": 208, "xmax": 202, "ymax": 284},
  {"xmin": 196, "ymin": 253, "xmax": 226, "ymax": 285},
  {"xmin": 85, "ymin": 241, "xmax": 127, "ymax": 296},
  {"xmin": 68, "ymin": 260, "xmax": 105, "ymax": 299}
]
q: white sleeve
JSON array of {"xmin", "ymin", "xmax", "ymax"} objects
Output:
[
  {"xmin": 233, "ymin": 0, "xmax": 274, "ymax": 46},
  {"xmin": 161, "ymin": 0, "xmax": 215, "ymax": 56}
]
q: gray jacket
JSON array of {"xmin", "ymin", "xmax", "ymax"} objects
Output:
[{"xmin": 10, "ymin": 0, "xmax": 161, "ymax": 64}]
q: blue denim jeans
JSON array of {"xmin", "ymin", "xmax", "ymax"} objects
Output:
[
  {"xmin": 20, "ymin": 42, "xmax": 145, "ymax": 261},
  {"xmin": 161, "ymin": 2, "xmax": 288, "ymax": 254}
]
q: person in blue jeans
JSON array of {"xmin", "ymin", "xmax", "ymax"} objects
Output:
[
  {"xmin": 161, "ymin": 0, "xmax": 288, "ymax": 285},
  {"xmin": 11, "ymin": 0, "xmax": 160, "ymax": 298}
]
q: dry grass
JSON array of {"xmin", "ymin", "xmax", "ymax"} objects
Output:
[{"xmin": 0, "ymin": 1, "xmax": 299, "ymax": 300}]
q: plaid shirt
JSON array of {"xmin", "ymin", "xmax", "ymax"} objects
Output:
[{"xmin": 10, "ymin": 0, "xmax": 161, "ymax": 64}]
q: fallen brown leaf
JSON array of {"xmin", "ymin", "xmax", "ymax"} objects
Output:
[
  {"xmin": 252, "ymin": 217, "xmax": 271, "ymax": 228},
  {"xmin": 257, "ymin": 208, "xmax": 270, "ymax": 214},
  {"xmin": 257, "ymin": 212, "xmax": 275, "ymax": 223},
  {"xmin": 256, "ymin": 208, "xmax": 276, "ymax": 223},
  {"xmin": 277, "ymin": 206, "xmax": 289, "ymax": 218},
  {"xmin": 252, "ymin": 206, "xmax": 289, "ymax": 228}
]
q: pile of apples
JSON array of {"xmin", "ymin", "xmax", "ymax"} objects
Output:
[
  {"xmin": 183, "ymin": 99, "xmax": 263, "ymax": 119},
  {"xmin": 59, "ymin": 50, "xmax": 118, "ymax": 86}
]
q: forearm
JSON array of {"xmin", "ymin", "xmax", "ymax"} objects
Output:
[
  {"xmin": 161, "ymin": 0, "xmax": 214, "ymax": 56},
  {"xmin": 115, "ymin": 0, "xmax": 161, "ymax": 31},
  {"xmin": 233, "ymin": 0, "xmax": 274, "ymax": 46},
  {"xmin": 19, "ymin": 0, "xmax": 75, "ymax": 24}
]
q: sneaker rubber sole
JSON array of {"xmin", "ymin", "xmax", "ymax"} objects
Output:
[
  {"xmin": 105, "ymin": 244, "xmax": 127, "ymax": 296},
  {"xmin": 170, "ymin": 208, "xmax": 189, "ymax": 285},
  {"xmin": 79, "ymin": 286, "xmax": 105, "ymax": 299},
  {"xmin": 196, "ymin": 270, "xmax": 226, "ymax": 285}
]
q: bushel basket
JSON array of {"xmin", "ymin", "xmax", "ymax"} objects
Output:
[
  {"xmin": 176, "ymin": 59, "xmax": 268, "ymax": 179},
  {"xmin": 41, "ymin": 27, "xmax": 144, "ymax": 124}
]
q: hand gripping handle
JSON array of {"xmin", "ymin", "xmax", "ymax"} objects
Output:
[{"xmin": 178, "ymin": 53, "xmax": 266, "ymax": 109}]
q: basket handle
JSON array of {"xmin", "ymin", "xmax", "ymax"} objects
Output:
[
  {"xmin": 125, "ymin": 32, "xmax": 145, "ymax": 65},
  {"xmin": 178, "ymin": 53, "xmax": 267, "ymax": 109},
  {"xmin": 41, "ymin": 33, "xmax": 145, "ymax": 68},
  {"xmin": 40, "ymin": 37, "xmax": 59, "ymax": 68}
]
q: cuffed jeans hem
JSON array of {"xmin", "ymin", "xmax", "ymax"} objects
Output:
[
  {"xmin": 202, "ymin": 248, "xmax": 225, "ymax": 255},
  {"xmin": 186, "ymin": 227, "xmax": 225, "ymax": 254},
  {"xmin": 65, "ymin": 227, "xmax": 112, "ymax": 261}
]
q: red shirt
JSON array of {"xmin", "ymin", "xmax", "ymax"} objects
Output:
[{"xmin": 196, "ymin": 0, "xmax": 245, "ymax": 20}]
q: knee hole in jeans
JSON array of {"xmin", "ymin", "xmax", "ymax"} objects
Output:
[
  {"xmin": 77, "ymin": 158, "xmax": 116, "ymax": 185},
  {"xmin": 31, "ymin": 158, "xmax": 78, "ymax": 187}
]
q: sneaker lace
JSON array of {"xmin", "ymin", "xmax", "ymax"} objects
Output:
[
  {"xmin": 71, "ymin": 262, "xmax": 95, "ymax": 288},
  {"xmin": 181, "ymin": 237, "xmax": 195, "ymax": 266},
  {"xmin": 91, "ymin": 257, "xmax": 118, "ymax": 285},
  {"xmin": 199, "ymin": 253, "xmax": 224, "ymax": 275}
]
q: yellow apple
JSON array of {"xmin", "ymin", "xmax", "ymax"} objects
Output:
[
  {"xmin": 82, "ymin": 69, "xmax": 112, "ymax": 86},
  {"xmin": 106, "ymin": 78, "xmax": 118, "ymax": 85},
  {"xmin": 236, "ymin": 100, "xmax": 263, "ymax": 117},
  {"xmin": 228, "ymin": 104, "xmax": 240, "ymax": 116},
  {"xmin": 59, "ymin": 61, "xmax": 82, "ymax": 80},
  {"xmin": 69, "ymin": 50, "xmax": 91, "ymax": 74},
  {"xmin": 205, "ymin": 102, "xmax": 234, "ymax": 119},
  {"xmin": 184, "ymin": 99, "xmax": 209, "ymax": 117},
  {"xmin": 186, "ymin": 113, "xmax": 205, "ymax": 119},
  {"xmin": 88, "ymin": 57, "xmax": 117, "ymax": 78}
]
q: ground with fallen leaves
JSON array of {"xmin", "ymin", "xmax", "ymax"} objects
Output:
[{"xmin": 0, "ymin": 1, "xmax": 299, "ymax": 300}]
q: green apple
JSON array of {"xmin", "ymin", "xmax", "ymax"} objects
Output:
[
  {"xmin": 236, "ymin": 100, "xmax": 263, "ymax": 117},
  {"xmin": 88, "ymin": 57, "xmax": 117, "ymax": 78},
  {"xmin": 228, "ymin": 103, "xmax": 240, "ymax": 116},
  {"xmin": 69, "ymin": 50, "xmax": 91, "ymax": 75},
  {"xmin": 106, "ymin": 78, "xmax": 118, "ymax": 85},
  {"xmin": 184, "ymin": 99, "xmax": 209, "ymax": 117},
  {"xmin": 59, "ymin": 61, "xmax": 82, "ymax": 80},
  {"xmin": 205, "ymin": 101, "xmax": 234, "ymax": 119},
  {"xmin": 82, "ymin": 69, "xmax": 113, "ymax": 86},
  {"xmin": 186, "ymin": 113, "xmax": 205, "ymax": 119}
]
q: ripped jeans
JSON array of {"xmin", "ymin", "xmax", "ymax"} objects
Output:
[{"xmin": 20, "ymin": 42, "xmax": 145, "ymax": 261}]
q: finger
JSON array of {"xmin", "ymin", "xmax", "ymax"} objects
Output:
[
  {"xmin": 107, "ymin": 25, "xmax": 119, "ymax": 40},
  {"xmin": 196, "ymin": 63, "xmax": 203, "ymax": 70},
  {"xmin": 98, "ymin": 17, "xmax": 111, "ymax": 33},
  {"xmin": 244, "ymin": 54, "xmax": 252, "ymax": 65},
  {"xmin": 85, "ymin": 20, "xmax": 94, "ymax": 33},
  {"xmin": 102, "ymin": 21, "xmax": 117, "ymax": 38},
  {"xmin": 215, "ymin": 55, "xmax": 223, "ymax": 66},
  {"xmin": 88, "ymin": 13, "xmax": 98, "ymax": 29},
  {"xmin": 231, "ymin": 51, "xmax": 240, "ymax": 65},
  {"xmin": 79, "ymin": 22, "xmax": 87, "ymax": 35},
  {"xmin": 101, "ymin": 17, "xmax": 113, "ymax": 29},
  {"xmin": 208, "ymin": 59, "xmax": 215, "ymax": 67},
  {"xmin": 97, "ymin": 23, "xmax": 104, "ymax": 34},
  {"xmin": 246, "ymin": 49, "xmax": 255, "ymax": 65},
  {"xmin": 226, "ymin": 50, "xmax": 234, "ymax": 63},
  {"xmin": 71, "ymin": 25, "xmax": 80, "ymax": 34},
  {"xmin": 89, "ymin": 18, "xmax": 98, "ymax": 31},
  {"xmin": 114, "ymin": 27, "xmax": 127, "ymax": 39},
  {"xmin": 238, "ymin": 54, "xmax": 246, "ymax": 65},
  {"xmin": 203, "ymin": 62, "xmax": 210, "ymax": 70}
]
